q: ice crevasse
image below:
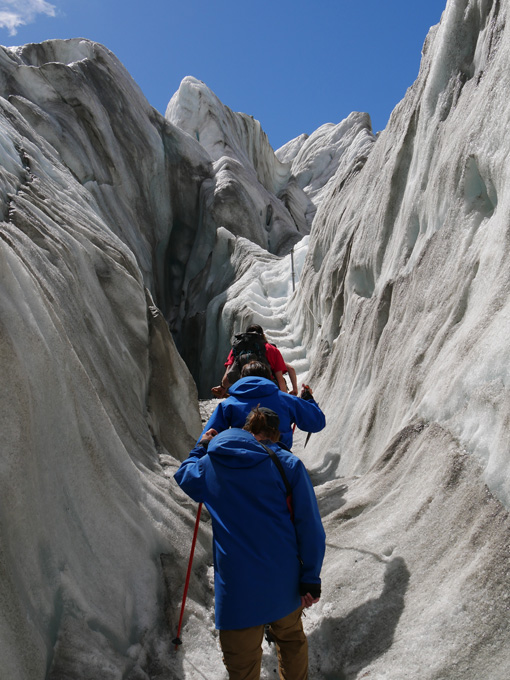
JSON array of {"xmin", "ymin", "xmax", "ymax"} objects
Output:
[{"xmin": 1, "ymin": 1, "xmax": 510, "ymax": 678}]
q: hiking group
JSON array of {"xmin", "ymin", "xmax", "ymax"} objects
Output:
[{"xmin": 175, "ymin": 324, "xmax": 326, "ymax": 680}]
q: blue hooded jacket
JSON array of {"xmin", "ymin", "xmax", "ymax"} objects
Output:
[
  {"xmin": 174, "ymin": 428, "xmax": 326, "ymax": 630},
  {"xmin": 200, "ymin": 377, "xmax": 326, "ymax": 448}
]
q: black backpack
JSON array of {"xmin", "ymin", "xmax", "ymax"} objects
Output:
[{"xmin": 231, "ymin": 332, "xmax": 267, "ymax": 363}]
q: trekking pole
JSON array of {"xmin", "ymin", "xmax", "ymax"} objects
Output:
[
  {"xmin": 290, "ymin": 247, "xmax": 295, "ymax": 292},
  {"xmin": 172, "ymin": 502, "xmax": 203, "ymax": 650}
]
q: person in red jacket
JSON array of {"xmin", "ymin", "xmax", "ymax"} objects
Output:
[{"xmin": 212, "ymin": 324, "xmax": 297, "ymax": 398}]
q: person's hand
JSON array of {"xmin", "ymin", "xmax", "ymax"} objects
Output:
[
  {"xmin": 300, "ymin": 384, "xmax": 313, "ymax": 400},
  {"xmin": 289, "ymin": 388, "xmax": 298, "ymax": 396},
  {"xmin": 300, "ymin": 593, "xmax": 320, "ymax": 608},
  {"xmin": 199, "ymin": 429, "xmax": 218, "ymax": 445}
]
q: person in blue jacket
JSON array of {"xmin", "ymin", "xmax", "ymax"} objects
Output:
[
  {"xmin": 199, "ymin": 361, "xmax": 326, "ymax": 449},
  {"xmin": 174, "ymin": 406, "xmax": 326, "ymax": 680}
]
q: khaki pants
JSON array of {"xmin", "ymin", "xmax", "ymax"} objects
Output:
[{"xmin": 219, "ymin": 607, "xmax": 308, "ymax": 680}]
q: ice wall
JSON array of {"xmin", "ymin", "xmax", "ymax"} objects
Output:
[
  {"xmin": 167, "ymin": 76, "xmax": 313, "ymax": 247},
  {"xmin": 294, "ymin": 0, "xmax": 510, "ymax": 504},
  {"xmin": 287, "ymin": 1, "xmax": 510, "ymax": 674},
  {"xmin": 0, "ymin": 39, "xmax": 210, "ymax": 679},
  {"xmin": 276, "ymin": 112, "xmax": 375, "ymax": 209}
]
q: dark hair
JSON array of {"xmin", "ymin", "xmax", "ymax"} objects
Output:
[
  {"xmin": 240, "ymin": 360, "xmax": 272, "ymax": 380},
  {"xmin": 246, "ymin": 324, "xmax": 266, "ymax": 341},
  {"xmin": 243, "ymin": 406, "xmax": 280, "ymax": 440}
]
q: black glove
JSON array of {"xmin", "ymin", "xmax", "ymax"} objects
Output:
[
  {"xmin": 300, "ymin": 385, "xmax": 313, "ymax": 401},
  {"xmin": 299, "ymin": 582, "xmax": 321, "ymax": 598}
]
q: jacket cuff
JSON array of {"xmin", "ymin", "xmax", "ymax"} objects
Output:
[
  {"xmin": 189, "ymin": 444, "xmax": 208, "ymax": 458},
  {"xmin": 299, "ymin": 582, "xmax": 321, "ymax": 598}
]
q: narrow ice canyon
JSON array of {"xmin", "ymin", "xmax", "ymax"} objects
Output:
[{"xmin": 1, "ymin": 0, "xmax": 510, "ymax": 678}]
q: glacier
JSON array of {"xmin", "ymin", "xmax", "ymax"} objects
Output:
[{"xmin": 1, "ymin": 0, "xmax": 510, "ymax": 677}]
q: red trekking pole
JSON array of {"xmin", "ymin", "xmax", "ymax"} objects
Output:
[{"xmin": 172, "ymin": 502, "xmax": 203, "ymax": 650}]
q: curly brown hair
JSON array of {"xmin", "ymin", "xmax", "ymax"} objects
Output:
[{"xmin": 243, "ymin": 406, "xmax": 280, "ymax": 441}]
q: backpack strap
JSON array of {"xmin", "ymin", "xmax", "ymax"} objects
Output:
[{"xmin": 259, "ymin": 441, "xmax": 294, "ymax": 522}]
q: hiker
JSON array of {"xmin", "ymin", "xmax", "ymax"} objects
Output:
[
  {"xmin": 211, "ymin": 324, "xmax": 295, "ymax": 398},
  {"xmin": 200, "ymin": 360, "xmax": 325, "ymax": 449},
  {"xmin": 174, "ymin": 406, "xmax": 325, "ymax": 680}
]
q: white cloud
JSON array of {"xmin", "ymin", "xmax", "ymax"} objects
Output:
[{"xmin": 0, "ymin": 0, "xmax": 56, "ymax": 36}]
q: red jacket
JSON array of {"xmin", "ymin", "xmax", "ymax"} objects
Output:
[{"xmin": 225, "ymin": 342, "xmax": 287, "ymax": 374}]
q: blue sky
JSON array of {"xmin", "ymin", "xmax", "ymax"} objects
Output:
[{"xmin": 1, "ymin": 0, "xmax": 447, "ymax": 150}]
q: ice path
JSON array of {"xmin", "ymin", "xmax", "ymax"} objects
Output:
[{"xmin": 244, "ymin": 236, "xmax": 311, "ymax": 384}]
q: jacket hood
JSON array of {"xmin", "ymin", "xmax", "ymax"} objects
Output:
[
  {"xmin": 228, "ymin": 376, "xmax": 278, "ymax": 399},
  {"xmin": 207, "ymin": 428, "xmax": 275, "ymax": 469}
]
